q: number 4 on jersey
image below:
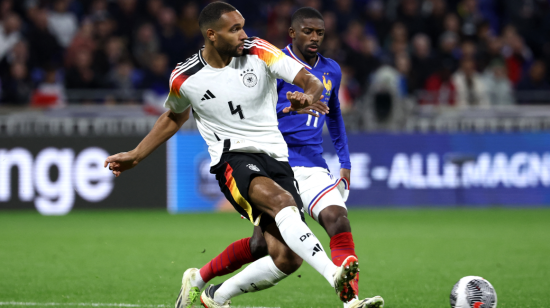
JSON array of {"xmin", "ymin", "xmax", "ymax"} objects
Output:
[{"xmin": 228, "ymin": 101, "xmax": 245, "ymax": 120}]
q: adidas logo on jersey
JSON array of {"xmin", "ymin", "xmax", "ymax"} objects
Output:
[{"xmin": 201, "ymin": 90, "xmax": 216, "ymax": 101}]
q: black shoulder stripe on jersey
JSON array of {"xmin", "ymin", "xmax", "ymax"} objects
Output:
[
  {"xmin": 197, "ymin": 50, "xmax": 207, "ymax": 66},
  {"xmin": 175, "ymin": 53, "xmax": 199, "ymax": 68},
  {"xmin": 181, "ymin": 59, "xmax": 204, "ymax": 77},
  {"xmin": 172, "ymin": 52, "xmax": 205, "ymax": 82},
  {"xmin": 243, "ymin": 37, "xmax": 259, "ymax": 55}
]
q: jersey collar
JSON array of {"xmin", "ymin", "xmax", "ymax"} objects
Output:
[{"xmin": 285, "ymin": 44, "xmax": 320, "ymax": 70}]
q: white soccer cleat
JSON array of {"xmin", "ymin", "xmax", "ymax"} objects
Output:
[
  {"xmin": 333, "ymin": 255, "xmax": 360, "ymax": 302},
  {"xmin": 200, "ymin": 285, "xmax": 231, "ymax": 308},
  {"xmin": 175, "ymin": 268, "xmax": 202, "ymax": 308},
  {"xmin": 347, "ymin": 296, "xmax": 385, "ymax": 308}
]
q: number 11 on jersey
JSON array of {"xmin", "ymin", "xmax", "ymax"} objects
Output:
[{"xmin": 306, "ymin": 111, "xmax": 319, "ymax": 127}]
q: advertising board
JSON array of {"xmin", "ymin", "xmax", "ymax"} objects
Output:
[
  {"xmin": 0, "ymin": 136, "xmax": 166, "ymax": 214},
  {"xmin": 167, "ymin": 131, "xmax": 550, "ymax": 212}
]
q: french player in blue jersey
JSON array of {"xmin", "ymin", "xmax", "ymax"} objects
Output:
[{"xmin": 178, "ymin": 7, "xmax": 384, "ymax": 308}]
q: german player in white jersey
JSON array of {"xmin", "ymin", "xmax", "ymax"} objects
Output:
[
  {"xmin": 104, "ymin": 2, "xmax": 360, "ymax": 308},
  {"xmin": 177, "ymin": 7, "xmax": 384, "ymax": 308}
]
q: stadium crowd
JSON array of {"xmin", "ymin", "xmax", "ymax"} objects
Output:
[{"xmin": 0, "ymin": 0, "xmax": 549, "ymax": 109}]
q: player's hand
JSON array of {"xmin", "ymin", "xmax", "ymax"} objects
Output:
[
  {"xmin": 285, "ymin": 91, "xmax": 323, "ymax": 113},
  {"xmin": 104, "ymin": 151, "xmax": 139, "ymax": 177},
  {"xmin": 340, "ymin": 168, "xmax": 350, "ymax": 186},
  {"xmin": 282, "ymin": 100, "xmax": 329, "ymax": 117}
]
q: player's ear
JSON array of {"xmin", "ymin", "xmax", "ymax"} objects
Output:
[
  {"xmin": 288, "ymin": 26, "xmax": 295, "ymax": 39},
  {"xmin": 206, "ymin": 29, "xmax": 216, "ymax": 42}
]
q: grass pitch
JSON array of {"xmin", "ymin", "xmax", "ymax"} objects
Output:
[{"xmin": 0, "ymin": 208, "xmax": 549, "ymax": 308}]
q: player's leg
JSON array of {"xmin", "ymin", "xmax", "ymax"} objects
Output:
[
  {"xmin": 256, "ymin": 157, "xmax": 359, "ymax": 299},
  {"xmin": 183, "ymin": 228, "xmax": 266, "ymax": 291},
  {"xmin": 295, "ymin": 167, "xmax": 364, "ymax": 303},
  {"xmin": 248, "ymin": 175, "xmax": 344, "ymax": 285},
  {"xmin": 202, "ymin": 222, "xmax": 301, "ymax": 306}
]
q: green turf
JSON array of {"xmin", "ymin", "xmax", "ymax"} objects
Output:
[{"xmin": 1, "ymin": 208, "xmax": 549, "ymax": 308}]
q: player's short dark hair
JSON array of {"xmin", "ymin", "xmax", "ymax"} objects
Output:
[
  {"xmin": 198, "ymin": 1, "xmax": 237, "ymax": 31},
  {"xmin": 291, "ymin": 7, "xmax": 324, "ymax": 27}
]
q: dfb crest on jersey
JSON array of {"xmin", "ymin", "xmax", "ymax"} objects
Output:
[
  {"xmin": 241, "ymin": 69, "xmax": 258, "ymax": 87},
  {"xmin": 246, "ymin": 164, "xmax": 260, "ymax": 172}
]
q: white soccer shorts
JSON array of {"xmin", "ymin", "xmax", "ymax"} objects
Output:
[{"xmin": 292, "ymin": 166, "xmax": 350, "ymax": 222}]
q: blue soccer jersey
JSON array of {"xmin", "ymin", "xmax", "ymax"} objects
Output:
[{"xmin": 276, "ymin": 44, "xmax": 351, "ymax": 170}]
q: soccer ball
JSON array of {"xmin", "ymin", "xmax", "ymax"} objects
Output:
[{"xmin": 450, "ymin": 276, "xmax": 497, "ymax": 308}]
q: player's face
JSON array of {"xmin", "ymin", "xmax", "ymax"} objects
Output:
[
  {"xmin": 215, "ymin": 11, "xmax": 248, "ymax": 57},
  {"xmin": 293, "ymin": 18, "xmax": 325, "ymax": 59}
]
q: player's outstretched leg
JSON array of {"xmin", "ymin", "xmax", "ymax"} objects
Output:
[
  {"xmin": 249, "ymin": 176, "xmax": 358, "ymax": 298},
  {"xmin": 200, "ymin": 222, "xmax": 300, "ymax": 307},
  {"xmin": 176, "ymin": 230, "xmax": 267, "ymax": 308}
]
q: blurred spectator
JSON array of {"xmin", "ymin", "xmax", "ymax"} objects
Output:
[
  {"xmin": 457, "ymin": 0, "xmax": 485, "ymax": 39},
  {"xmin": 502, "ymin": 29, "xmax": 533, "ymax": 85},
  {"xmin": 140, "ymin": 53, "xmax": 169, "ymax": 93},
  {"xmin": 114, "ymin": 0, "xmax": 142, "ymax": 44},
  {"xmin": 0, "ymin": 40, "xmax": 29, "ymax": 81},
  {"xmin": 437, "ymin": 31, "xmax": 459, "ymax": 70},
  {"xmin": 343, "ymin": 20, "xmax": 366, "ymax": 55},
  {"xmin": 363, "ymin": 0, "xmax": 390, "ymax": 44},
  {"xmin": 65, "ymin": 50, "xmax": 101, "ymax": 89},
  {"xmin": 47, "ymin": 0, "xmax": 78, "ymax": 48},
  {"xmin": 1, "ymin": 62, "xmax": 32, "ymax": 105},
  {"xmin": 409, "ymin": 33, "xmax": 437, "ymax": 92},
  {"xmin": 178, "ymin": 2, "xmax": 201, "ymax": 54},
  {"xmin": 452, "ymin": 57, "xmax": 490, "ymax": 107},
  {"xmin": 144, "ymin": 0, "xmax": 163, "ymax": 25},
  {"xmin": 394, "ymin": 52, "xmax": 411, "ymax": 95},
  {"xmin": 384, "ymin": 22, "xmax": 407, "ymax": 51},
  {"xmin": 65, "ymin": 19, "xmax": 96, "ymax": 68},
  {"xmin": 483, "ymin": 60, "xmax": 514, "ymax": 105},
  {"xmin": 516, "ymin": 61, "xmax": 550, "ymax": 105},
  {"xmin": 320, "ymin": 36, "xmax": 345, "ymax": 64},
  {"xmin": 266, "ymin": 0, "xmax": 293, "ymax": 48},
  {"xmin": 27, "ymin": 9, "xmax": 62, "ymax": 69},
  {"xmin": 423, "ymin": 0, "xmax": 447, "ymax": 45},
  {"xmin": 478, "ymin": 36, "xmax": 504, "ymax": 71},
  {"xmin": 321, "ymin": 11, "xmax": 337, "ymax": 37},
  {"xmin": 87, "ymin": 0, "xmax": 109, "ymax": 18},
  {"xmin": 338, "ymin": 65, "xmax": 361, "ymax": 112},
  {"xmin": 443, "ymin": 13, "xmax": 460, "ymax": 35},
  {"xmin": 0, "ymin": 12, "xmax": 21, "ymax": 62},
  {"xmin": 31, "ymin": 65, "xmax": 66, "ymax": 107},
  {"xmin": 94, "ymin": 36, "xmax": 128, "ymax": 78},
  {"xmin": 157, "ymin": 7, "xmax": 186, "ymax": 67},
  {"xmin": 354, "ymin": 36, "xmax": 381, "ymax": 88},
  {"xmin": 333, "ymin": 0, "xmax": 357, "ymax": 33},
  {"xmin": 107, "ymin": 59, "xmax": 138, "ymax": 101},
  {"xmin": 133, "ymin": 23, "xmax": 159, "ymax": 69},
  {"xmin": 0, "ymin": 0, "xmax": 13, "ymax": 21},
  {"xmin": 92, "ymin": 14, "xmax": 115, "ymax": 48},
  {"xmin": 423, "ymin": 60, "xmax": 456, "ymax": 105},
  {"xmin": 396, "ymin": 0, "xmax": 424, "ymax": 38}
]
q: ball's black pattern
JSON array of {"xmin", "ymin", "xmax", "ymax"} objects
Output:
[{"xmin": 466, "ymin": 279, "xmax": 497, "ymax": 308}]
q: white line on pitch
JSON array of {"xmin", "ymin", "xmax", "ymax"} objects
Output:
[{"xmin": 0, "ymin": 302, "xmax": 278, "ymax": 308}]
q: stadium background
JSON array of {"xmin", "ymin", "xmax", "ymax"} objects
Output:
[{"xmin": 1, "ymin": 0, "xmax": 550, "ymax": 307}]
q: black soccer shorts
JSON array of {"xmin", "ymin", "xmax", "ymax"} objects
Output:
[{"xmin": 211, "ymin": 152, "xmax": 305, "ymax": 229}]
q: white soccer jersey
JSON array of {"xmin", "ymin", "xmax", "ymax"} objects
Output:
[{"xmin": 164, "ymin": 37, "xmax": 304, "ymax": 167}]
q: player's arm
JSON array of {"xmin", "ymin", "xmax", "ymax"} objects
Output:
[
  {"xmin": 285, "ymin": 68, "xmax": 327, "ymax": 113},
  {"xmin": 325, "ymin": 66, "xmax": 351, "ymax": 182},
  {"xmin": 104, "ymin": 108, "xmax": 190, "ymax": 177},
  {"xmin": 277, "ymin": 78, "xmax": 329, "ymax": 118}
]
